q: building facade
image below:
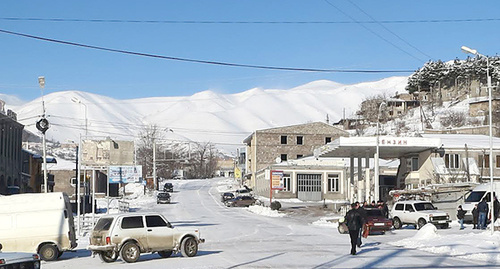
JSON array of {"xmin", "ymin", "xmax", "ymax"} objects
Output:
[
  {"xmin": 0, "ymin": 108, "xmax": 24, "ymax": 194},
  {"xmin": 243, "ymin": 122, "xmax": 348, "ymax": 188}
]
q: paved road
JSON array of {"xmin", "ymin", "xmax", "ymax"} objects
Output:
[{"xmin": 45, "ymin": 178, "xmax": 498, "ymax": 269}]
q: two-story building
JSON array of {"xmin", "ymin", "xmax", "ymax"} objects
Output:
[
  {"xmin": 0, "ymin": 103, "xmax": 25, "ymax": 194},
  {"xmin": 243, "ymin": 122, "xmax": 348, "ymax": 188}
]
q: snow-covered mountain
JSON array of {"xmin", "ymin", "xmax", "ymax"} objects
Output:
[{"xmin": 6, "ymin": 76, "xmax": 408, "ymax": 153}]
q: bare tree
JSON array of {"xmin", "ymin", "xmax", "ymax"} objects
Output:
[{"xmin": 189, "ymin": 142, "xmax": 219, "ymax": 178}]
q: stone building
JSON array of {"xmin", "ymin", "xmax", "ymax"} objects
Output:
[
  {"xmin": 243, "ymin": 122, "xmax": 348, "ymax": 188},
  {"xmin": 0, "ymin": 105, "xmax": 24, "ymax": 194}
]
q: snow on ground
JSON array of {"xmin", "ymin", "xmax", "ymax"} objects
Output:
[
  {"xmin": 390, "ymin": 223, "xmax": 500, "ymax": 263},
  {"xmin": 311, "ymin": 216, "xmax": 340, "ymax": 228},
  {"xmin": 247, "ymin": 205, "xmax": 285, "ymax": 217}
]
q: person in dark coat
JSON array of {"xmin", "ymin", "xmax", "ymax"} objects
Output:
[
  {"xmin": 356, "ymin": 202, "xmax": 367, "ymax": 247},
  {"xmin": 494, "ymin": 197, "xmax": 500, "ymax": 222},
  {"xmin": 478, "ymin": 198, "xmax": 489, "ymax": 230},
  {"xmin": 345, "ymin": 202, "xmax": 363, "ymax": 255},
  {"xmin": 472, "ymin": 204, "xmax": 479, "ymax": 229},
  {"xmin": 457, "ymin": 205, "xmax": 466, "ymax": 230}
]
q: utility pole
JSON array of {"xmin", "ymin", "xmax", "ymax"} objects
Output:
[{"xmin": 37, "ymin": 76, "xmax": 49, "ymax": 193}]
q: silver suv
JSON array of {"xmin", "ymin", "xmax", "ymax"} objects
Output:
[
  {"xmin": 390, "ymin": 200, "xmax": 451, "ymax": 229},
  {"xmin": 88, "ymin": 213, "xmax": 205, "ymax": 263}
]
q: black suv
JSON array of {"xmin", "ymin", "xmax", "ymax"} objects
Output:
[
  {"xmin": 157, "ymin": 192, "xmax": 171, "ymax": 204},
  {"xmin": 221, "ymin": 192, "xmax": 235, "ymax": 202},
  {"xmin": 163, "ymin": 183, "xmax": 174, "ymax": 192}
]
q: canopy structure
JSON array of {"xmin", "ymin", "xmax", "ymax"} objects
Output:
[{"xmin": 314, "ymin": 136, "xmax": 442, "ymax": 159}]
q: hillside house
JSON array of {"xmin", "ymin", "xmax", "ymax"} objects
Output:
[{"xmin": 243, "ymin": 122, "xmax": 348, "ymax": 188}]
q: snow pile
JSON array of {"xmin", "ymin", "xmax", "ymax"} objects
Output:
[
  {"xmin": 121, "ymin": 183, "xmax": 155, "ymax": 206},
  {"xmin": 390, "ymin": 224, "xmax": 500, "ymax": 263},
  {"xmin": 311, "ymin": 217, "xmax": 340, "ymax": 228},
  {"xmin": 247, "ymin": 205, "xmax": 285, "ymax": 218}
]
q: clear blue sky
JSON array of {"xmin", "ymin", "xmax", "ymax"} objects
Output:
[{"xmin": 1, "ymin": 0, "xmax": 499, "ymax": 102}]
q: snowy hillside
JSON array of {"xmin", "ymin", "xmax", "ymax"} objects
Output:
[{"xmin": 6, "ymin": 76, "xmax": 408, "ymax": 152}]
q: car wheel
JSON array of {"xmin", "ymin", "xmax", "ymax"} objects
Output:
[
  {"xmin": 180, "ymin": 237, "xmax": 198, "ymax": 257},
  {"xmin": 120, "ymin": 242, "xmax": 140, "ymax": 263},
  {"xmin": 39, "ymin": 244, "xmax": 59, "ymax": 261},
  {"xmin": 417, "ymin": 218, "xmax": 427, "ymax": 229},
  {"xmin": 393, "ymin": 217, "xmax": 402, "ymax": 229},
  {"xmin": 158, "ymin": 250, "xmax": 173, "ymax": 258},
  {"xmin": 99, "ymin": 251, "xmax": 118, "ymax": 263}
]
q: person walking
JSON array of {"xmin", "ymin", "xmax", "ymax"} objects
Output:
[
  {"xmin": 478, "ymin": 198, "xmax": 489, "ymax": 230},
  {"xmin": 457, "ymin": 205, "xmax": 466, "ymax": 230},
  {"xmin": 356, "ymin": 202, "xmax": 367, "ymax": 247},
  {"xmin": 345, "ymin": 202, "xmax": 363, "ymax": 255},
  {"xmin": 472, "ymin": 204, "xmax": 479, "ymax": 229},
  {"xmin": 494, "ymin": 197, "xmax": 500, "ymax": 222}
]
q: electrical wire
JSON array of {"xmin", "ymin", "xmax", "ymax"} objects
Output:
[
  {"xmin": 1, "ymin": 17, "xmax": 499, "ymax": 25},
  {"xmin": 323, "ymin": 0, "xmax": 425, "ymax": 63},
  {"xmin": 347, "ymin": 0, "xmax": 432, "ymax": 60},
  {"xmin": 0, "ymin": 28, "xmax": 414, "ymax": 73}
]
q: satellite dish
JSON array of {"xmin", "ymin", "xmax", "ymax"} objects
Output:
[{"xmin": 275, "ymin": 157, "xmax": 282, "ymax": 164}]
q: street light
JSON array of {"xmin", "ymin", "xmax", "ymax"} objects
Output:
[
  {"xmin": 374, "ymin": 102, "xmax": 387, "ymax": 202},
  {"xmin": 462, "ymin": 45, "xmax": 494, "ymax": 235},
  {"xmin": 37, "ymin": 76, "xmax": 49, "ymax": 193},
  {"xmin": 71, "ymin": 97, "xmax": 88, "ymax": 136}
]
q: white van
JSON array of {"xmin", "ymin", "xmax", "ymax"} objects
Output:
[
  {"xmin": 461, "ymin": 183, "xmax": 500, "ymax": 222},
  {"xmin": 0, "ymin": 192, "xmax": 78, "ymax": 261}
]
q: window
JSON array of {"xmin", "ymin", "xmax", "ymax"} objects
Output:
[
  {"xmin": 497, "ymin": 155, "xmax": 500, "ymax": 168},
  {"xmin": 327, "ymin": 174, "xmax": 339, "ymax": 192},
  {"xmin": 444, "ymin": 153, "xmax": 460, "ymax": 169},
  {"xmin": 479, "ymin": 154, "xmax": 490, "ymax": 168},
  {"xmin": 281, "ymin": 135, "xmax": 287, "ymax": 145},
  {"xmin": 405, "ymin": 204, "xmax": 414, "ymax": 212},
  {"xmin": 325, "ymin": 137, "xmax": 331, "ymax": 144},
  {"xmin": 283, "ymin": 174, "xmax": 291, "ymax": 191},
  {"xmin": 296, "ymin": 154, "xmax": 303, "ymax": 159},
  {"xmin": 411, "ymin": 157, "xmax": 419, "ymax": 171},
  {"xmin": 121, "ymin": 216, "xmax": 144, "ymax": 229},
  {"xmin": 146, "ymin": 215, "xmax": 168, "ymax": 227},
  {"xmin": 281, "ymin": 154, "xmax": 288, "ymax": 161},
  {"xmin": 395, "ymin": 204, "xmax": 404, "ymax": 211},
  {"xmin": 296, "ymin": 136, "xmax": 303, "ymax": 145},
  {"xmin": 94, "ymin": 218, "xmax": 114, "ymax": 231}
]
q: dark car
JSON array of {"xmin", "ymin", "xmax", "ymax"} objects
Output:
[
  {"xmin": 163, "ymin": 183, "xmax": 174, "ymax": 192},
  {"xmin": 157, "ymin": 192, "xmax": 171, "ymax": 204},
  {"xmin": 225, "ymin": 196, "xmax": 256, "ymax": 207},
  {"xmin": 221, "ymin": 192, "xmax": 235, "ymax": 203},
  {"xmin": 363, "ymin": 208, "xmax": 393, "ymax": 234},
  {"xmin": 338, "ymin": 208, "xmax": 392, "ymax": 235}
]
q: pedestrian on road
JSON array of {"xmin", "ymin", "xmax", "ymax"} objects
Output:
[
  {"xmin": 356, "ymin": 202, "xmax": 367, "ymax": 247},
  {"xmin": 494, "ymin": 197, "xmax": 500, "ymax": 222},
  {"xmin": 472, "ymin": 204, "xmax": 479, "ymax": 229},
  {"xmin": 345, "ymin": 202, "xmax": 363, "ymax": 255},
  {"xmin": 457, "ymin": 205, "xmax": 466, "ymax": 230},
  {"xmin": 478, "ymin": 198, "xmax": 489, "ymax": 230}
]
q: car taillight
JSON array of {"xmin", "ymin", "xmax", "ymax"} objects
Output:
[
  {"xmin": 106, "ymin": 236, "xmax": 111, "ymax": 244},
  {"xmin": 33, "ymin": 254, "xmax": 40, "ymax": 260},
  {"xmin": 0, "ymin": 259, "xmax": 5, "ymax": 264}
]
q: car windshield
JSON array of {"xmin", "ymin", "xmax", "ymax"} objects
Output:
[
  {"xmin": 414, "ymin": 202, "xmax": 436, "ymax": 211},
  {"xmin": 465, "ymin": 191, "xmax": 486, "ymax": 202},
  {"xmin": 94, "ymin": 218, "xmax": 113, "ymax": 231},
  {"xmin": 366, "ymin": 209, "xmax": 383, "ymax": 217},
  {"xmin": 158, "ymin": 193, "xmax": 170, "ymax": 197}
]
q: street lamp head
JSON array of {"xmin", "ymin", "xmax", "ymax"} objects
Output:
[
  {"xmin": 71, "ymin": 97, "xmax": 81, "ymax": 104},
  {"xmin": 38, "ymin": 76, "xmax": 45, "ymax": 88},
  {"xmin": 461, "ymin": 46, "xmax": 478, "ymax": 55}
]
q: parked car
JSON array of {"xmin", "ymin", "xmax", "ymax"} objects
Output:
[
  {"xmin": 225, "ymin": 196, "xmax": 256, "ymax": 207},
  {"xmin": 163, "ymin": 183, "xmax": 174, "ymax": 192},
  {"xmin": 221, "ymin": 192, "xmax": 235, "ymax": 203},
  {"xmin": 0, "ymin": 244, "xmax": 41, "ymax": 269},
  {"xmin": 390, "ymin": 200, "xmax": 451, "ymax": 229},
  {"xmin": 157, "ymin": 192, "xmax": 171, "ymax": 204},
  {"xmin": 363, "ymin": 208, "xmax": 393, "ymax": 234},
  {"xmin": 88, "ymin": 213, "xmax": 205, "ymax": 263}
]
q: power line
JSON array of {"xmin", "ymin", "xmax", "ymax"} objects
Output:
[
  {"xmin": 1, "ymin": 17, "xmax": 500, "ymax": 25},
  {"xmin": 323, "ymin": 0, "xmax": 425, "ymax": 63},
  {"xmin": 0, "ymin": 28, "xmax": 414, "ymax": 73},
  {"xmin": 347, "ymin": 0, "xmax": 432, "ymax": 60}
]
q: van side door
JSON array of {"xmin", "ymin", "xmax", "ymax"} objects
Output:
[{"xmin": 145, "ymin": 215, "xmax": 174, "ymax": 251}]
